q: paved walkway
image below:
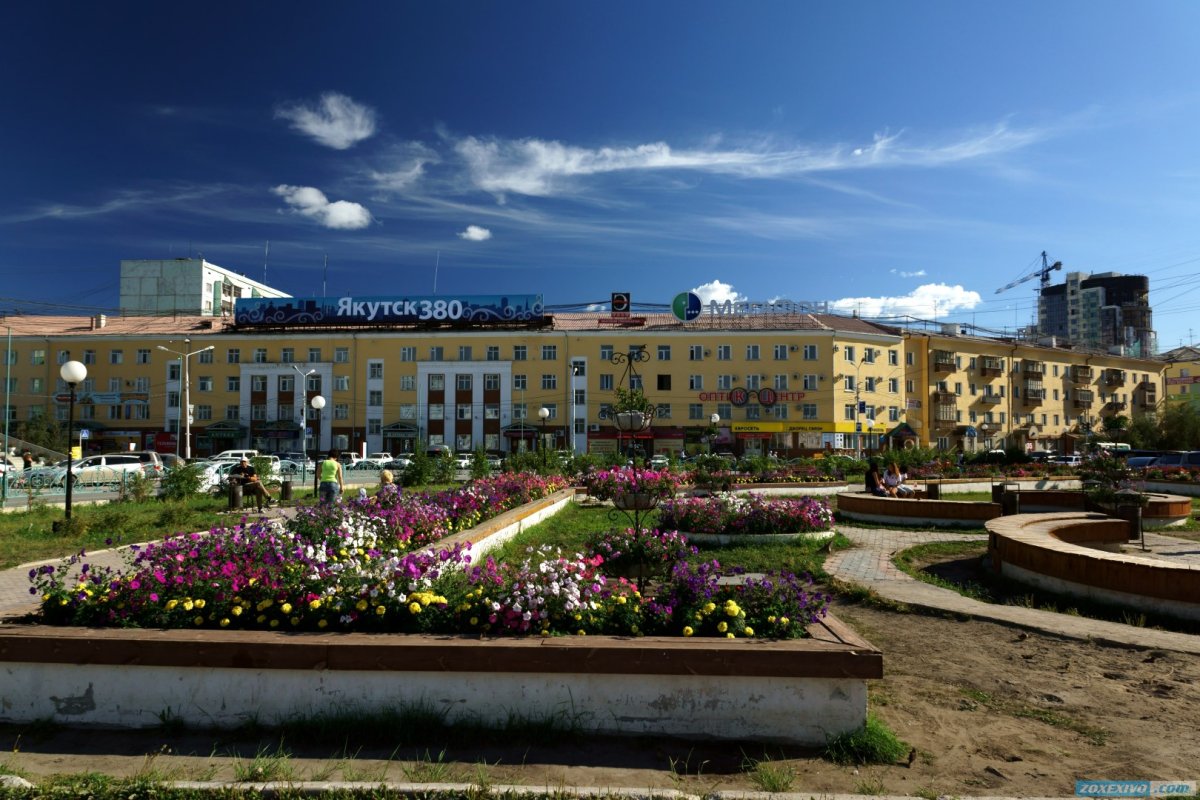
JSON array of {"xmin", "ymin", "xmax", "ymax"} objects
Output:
[{"xmin": 827, "ymin": 523, "xmax": 1200, "ymax": 655}]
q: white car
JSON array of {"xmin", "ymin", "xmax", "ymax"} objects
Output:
[
  {"xmin": 50, "ymin": 454, "xmax": 149, "ymax": 487},
  {"xmin": 649, "ymin": 454, "xmax": 669, "ymax": 470}
]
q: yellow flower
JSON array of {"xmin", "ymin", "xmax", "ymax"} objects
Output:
[
  {"xmin": 616, "ymin": 595, "xmax": 626, "ymax": 605},
  {"xmin": 317, "ymin": 619, "xmax": 328, "ymax": 629},
  {"xmin": 291, "ymin": 617, "xmax": 300, "ymax": 626},
  {"xmin": 779, "ymin": 616, "xmax": 790, "ymax": 626},
  {"xmin": 183, "ymin": 600, "xmax": 194, "ymax": 612},
  {"xmin": 376, "ymin": 605, "xmax": 386, "ymax": 616},
  {"xmin": 408, "ymin": 602, "xmax": 421, "ymax": 614},
  {"xmin": 744, "ymin": 627, "xmax": 754, "ymax": 637},
  {"xmin": 767, "ymin": 615, "xmax": 776, "ymax": 623},
  {"xmin": 219, "ymin": 618, "xmax": 230, "ymax": 628},
  {"xmin": 703, "ymin": 602, "xmax": 716, "ymax": 614},
  {"xmin": 469, "ymin": 617, "xmax": 479, "ymax": 626},
  {"xmin": 232, "ymin": 606, "xmax": 243, "ymax": 617},
  {"xmin": 576, "ymin": 630, "xmax": 586, "ymax": 636},
  {"xmin": 682, "ymin": 626, "xmax": 694, "ymax": 637},
  {"xmin": 194, "ymin": 599, "xmax": 206, "ymax": 609},
  {"xmin": 723, "ymin": 601, "xmax": 740, "ymax": 617},
  {"xmin": 269, "ymin": 619, "xmax": 280, "ymax": 628},
  {"xmin": 280, "ymin": 603, "xmax": 292, "ymax": 614},
  {"xmin": 717, "ymin": 621, "xmax": 728, "ymax": 633},
  {"xmin": 540, "ymin": 630, "xmax": 550, "ymax": 637},
  {"xmin": 356, "ymin": 599, "xmax": 368, "ymax": 611},
  {"xmin": 193, "ymin": 616, "xmax": 203, "ymax": 626},
  {"xmin": 256, "ymin": 614, "xmax": 266, "ymax": 624},
  {"xmin": 166, "ymin": 599, "xmax": 178, "ymax": 611},
  {"xmin": 308, "ymin": 599, "xmax": 321, "ymax": 610},
  {"xmin": 726, "ymin": 632, "xmax": 736, "ymax": 639}
]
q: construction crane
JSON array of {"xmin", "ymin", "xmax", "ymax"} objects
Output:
[{"xmin": 995, "ymin": 251, "xmax": 1063, "ymax": 294}]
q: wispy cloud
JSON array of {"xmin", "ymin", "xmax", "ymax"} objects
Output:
[
  {"xmin": 275, "ymin": 92, "xmax": 377, "ymax": 150},
  {"xmin": 0, "ymin": 185, "xmax": 231, "ymax": 224},
  {"xmin": 830, "ymin": 283, "xmax": 981, "ymax": 318},
  {"xmin": 272, "ymin": 185, "xmax": 373, "ymax": 230},
  {"xmin": 891, "ymin": 268, "xmax": 927, "ymax": 278},
  {"xmin": 457, "ymin": 225, "xmax": 492, "ymax": 241},
  {"xmin": 449, "ymin": 121, "xmax": 1048, "ymax": 199},
  {"xmin": 690, "ymin": 279, "xmax": 747, "ymax": 306}
]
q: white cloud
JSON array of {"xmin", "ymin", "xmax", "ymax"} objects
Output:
[
  {"xmin": 890, "ymin": 268, "xmax": 927, "ymax": 278},
  {"xmin": 458, "ymin": 225, "xmax": 492, "ymax": 241},
  {"xmin": 586, "ymin": 303, "xmax": 606, "ymax": 312},
  {"xmin": 275, "ymin": 92, "xmax": 377, "ymax": 150},
  {"xmin": 452, "ymin": 121, "xmax": 1047, "ymax": 198},
  {"xmin": 690, "ymin": 280, "xmax": 747, "ymax": 307},
  {"xmin": 830, "ymin": 283, "xmax": 981, "ymax": 318},
  {"xmin": 371, "ymin": 142, "xmax": 438, "ymax": 191},
  {"xmin": 272, "ymin": 185, "xmax": 372, "ymax": 230}
]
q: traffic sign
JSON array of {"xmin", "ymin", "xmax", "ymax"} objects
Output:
[
  {"xmin": 79, "ymin": 429, "xmax": 91, "ymax": 440},
  {"xmin": 54, "ymin": 393, "xmax": 72, "ymax": 403}
]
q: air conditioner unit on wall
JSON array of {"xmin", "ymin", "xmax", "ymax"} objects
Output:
[
  {"xmin": 789, "ymin": 345, "xmax": 799, "ymax": 352},
  {"xmin": 588, "ymin": 423, "xmax": 600, "ymax": 432}
]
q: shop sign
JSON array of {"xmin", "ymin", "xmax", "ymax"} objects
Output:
[
  {"xmin": 236, "ymin": 294, "xmax": 544, "ymax": 327},
  {"xmin": 698, "ymin": 391, "xmax": 804, "ymax": 403},
  {"xmin": 706, "ymin": 299, "xmax": 829, "ymax": 317}
]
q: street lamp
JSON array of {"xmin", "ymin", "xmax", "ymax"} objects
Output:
[
  {"xmin": 538, "ymin": 406, "xmax": 550, "ymax": 466},
  {"xmin": 310, "ymin": 395, "xmax": 326, "ymax": 494},
  {"xmin": 59, "ymin": 360, "xmax": 87, "ymax": 522},
  {"xmin": 292, "ymin": 366, "xmax": 316, "ymax": 457},
  {"xmin": 709, "ymin": 412, "xmax": 720, "ymax": 456},
  {"xmin": 157, "ymin": 340, "xmax": 214, "ymax": 461}
]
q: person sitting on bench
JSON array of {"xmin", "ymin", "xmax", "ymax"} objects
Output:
[
  {"xmin": 230, "ymin": 457, "xmax": 271, "ymax": 512},
  {"xmin": 883, "ymin": 461, "xmax": 914, "ymax": 497},
  {"xmin": 865, "ymin": 461, "xmax": 889, "ymax": 497}
]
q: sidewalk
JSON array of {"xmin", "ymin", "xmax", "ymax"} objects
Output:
[{"xmin": 827, "ymin": 523, "xmax": 1200, "ymax": 655}]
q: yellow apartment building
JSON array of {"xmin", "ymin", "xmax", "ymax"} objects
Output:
[
  {"xmin": 1163, "ymin": 346, "xmax": 1200, "ymax": 409},
  {"xmin": 0, "ymin": 303, "xmax": 1167, "ymax": 460}
]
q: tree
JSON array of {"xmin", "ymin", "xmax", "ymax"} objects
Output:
[
  {"xmin": 1101, "ymin": 414, "xmax": 1129, "ymax": 440},
  {"xmin": 1125, "ymin": 414, "xmax": 1161, "ymax": 450},
  {"xmin": 15, "ymin": 415, "xmax": 65, "ymax": 452},
  {"xmin": 1158, "ymin": 402, "xmax": 1200, "ymax": 450}
]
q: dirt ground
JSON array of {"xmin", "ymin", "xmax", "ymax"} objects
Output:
[{"xmin": 3, "ymin": 601, "xmax": 1198, "ymax": 796}]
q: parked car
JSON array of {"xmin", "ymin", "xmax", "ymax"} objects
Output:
[
  {"xmin": 383, "ymin": 457, "xmax": 413, "ymax": 472},
  {"xmin": 649, "ymin": 454, "xmax": 669, "ymax": 470},
  {"xmin": 1126, "ymin": 456, "xmax": 1157, "ymax": 469},
  {"xmin": 114, "ymin": 450, "xmax": 166, "ymax": 478},
  {"xmin": 1049, "ymin": 454, "xmax": 1083, "ymax": 466},
  {"xmin": 1150, "ymin": 451, "xmax": 1200, "ymax": 468},
  {"xmin": 367, "ymin": 452, "xmax": 393, "ymax": 463},
  {"xmin": 212, "ymin": 449, "xmax": 260, "ymax": 462},
  {"xmin": 425, "ymin": 444, "xmax": 452, "ymax": 459},
  {"xmin": 50, "ymin": 454, "xmax": 149, "ymax": 487},
  {"xmin": 453, "ymin": 452, "xmax": 474, "ymax": 469}
]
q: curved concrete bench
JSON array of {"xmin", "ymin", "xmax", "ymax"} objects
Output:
[
  {"xmin": 987, "ymin": 513, "xmax": 1200, "ymax": 621},
  {"xmin": 837, "ymin": 491, "xmax": 1000, "ymax": 528},
  {"xmin": 1008, "ymin": 490, "xmax": 1192, "ymax": 528}
]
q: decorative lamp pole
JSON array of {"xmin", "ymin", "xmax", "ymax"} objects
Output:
[
  {"xmin": 157, "ymin": 340, "xmax": 214, "ymax": 460},
  {"xmin": 293, "ymin": 366, "xmax": 317, "ymax": 476},
  {"xmin": 709, "ymin": 412, "xmax": 720, "ymax": 455},
  {"xmin": 538, "ymin": 406, "xmax": 550, "ymax": 466},
  {"xmin": 310, "ymin": 395, "xmax": 326, "ymax": 494},
  {"xmin": 59, "ymin": 360, "xmax": 87, "ymax": 521}
]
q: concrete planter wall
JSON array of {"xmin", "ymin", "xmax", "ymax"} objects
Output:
[{"xmin": 0, "ymin": 489, "xmax": 882, "ymax": 744}]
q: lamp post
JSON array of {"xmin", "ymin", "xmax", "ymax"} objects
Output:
[
  {"xmin": 157, "ymin": 340, "xmax": 214, "ymax": 461},
  {"xmin": 709, "ymin": 412, "xmax": 720, "ymax": 456},
  {"xmin": 292, "ymin": 366, "xmax": 316, "ymax": 461},
  {"xmin": 59, "ymin": 360, "xmax": 87, "ymax": 522},
  {"xmin": 538, "ymin": 406, "xmax": 550, "ymax": 466},
  {"xmin": 310, "ymin": 395, "xmax": 326, "ymax": 494}
]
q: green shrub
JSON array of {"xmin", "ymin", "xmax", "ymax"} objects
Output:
[
  {"xmin": 470, "ymin": 446, "xmax": 491, "ymax": 480},
  {"xmin": 120, "ymin": 472, "xmax": 155, "ymax": 503},
  {"xmin": 160, "ymin": 464, "xmax": 206, "ymax": 501},
  {"xmin": 824, "ymin": 713, "xmax": 909, "ymax": 764}
]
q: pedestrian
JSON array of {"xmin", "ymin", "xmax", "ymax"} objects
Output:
[
  {"xmin": 230, "ymin": 457, "xmax": 271, "ymax": 512},
  {"xmin": 22, "ymin": 451, "xmax": 32, "ymax": 472},
  {"xmin": 318, "ymin": 449, "xmax": 344, "ymax": 505}
]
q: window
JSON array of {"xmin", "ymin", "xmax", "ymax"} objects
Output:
[
  {"xmin": 135, "ymin": 376, "xmax": 149, "ymax": 392},
  {"xmin": 803, "ymin": 374, "xmax": 819, "ymax": 390},
  {"xmin": 541, "ymin": 345, "xmax": 557, "ymax": 360},
  {"xmin": 227, "ymin": 377, "xmax": 240, "ymax": 392},
  {"xmin": 717, "ymin": 345, "xmax": 731, "ymax": 360},
  {"xmin": 334, "ymin": 347, "xmax": 348, "ymax": 363},
  {"xmin": 400, "ymin": 375, "xmax": 415, "ymax": 391},
  {"xmin": 308, "ymin": 348, "xmax": 321, "ymax": 362},
  {"xmin": 485, "ymin": 403, "xmax": 500, "ymax": 419},
  {"xmin": 107, "ymin": 377, "xmax": 121, "ymax": 393},
  {"xmin": 802, "ymin": 403, "xmax": 818, "ymax": 420},
  {"xmin": 399, "ymin": 403, "xmax": 416, "ymax": 419},
  {"xmin": 906, "ymin": 379, "xmax": 914, "ymax": 393},
  {"xmin": 513, "ymin": 403, "xmax": 527, "ymax": 420},
  {"xmin": 335, "ymin": 403, "xmax": 350, "ymax": 420},
  {"xmin": 689, "ymin": 345, "xmax": 703, "ymax": 361},
  {"xmin": 197, "ymin": 376, "xmax": 213, "ymax": 392},
  {"xmin": 689, "ymin": 375, "xmax": 703, "ymax": 390},
  {"xmin": 136, "ymin": 349, "xmax": 151, "ymax": 364},
  {"xmin": 803, "ymin": 344, "xmax": 817, "ymax": 360},
  {"xmin": 864, "ymin": 377, "xmax": 876, "ymax": 392},
  {"xmin": 56, "ymin": 349, "xmax": 69, "ymax": 365},
  {"xmin": 459, "ymin": 346, "xmax": 472, "ymax": 361},
  {"xmin": 774, "ymin": 374, "xmax": 788, "ymax": 390},
  {"xmin": 83, "ymin": 349, "xmax": 96, "ymax": 365},
  {"xmin": 717, "ymin": 375, "xmax": 733, "ymax": 390},
  {"xmin": 513, "ymin": 345, "xmax": 527, "ymax": 361},
  {"xmin": 109, "ymin": 349, "xmax": 123, "ymax": 365},
  {"xmin": 278, "ymin": 403, "xmax": 294, "ymax": 420},
  {"xmin": 599, "ymin": 374, "xmax": 613, "ymax": 391},
  {"xmin": 368, "ymin": 363, "xmax": 383, "ymax": 379},
  {"xmin": 455, "ymin": 433, "xmax": 472, "ymax": 450},
  {"xmin": 457, "ymin": 404, "xmax": 472, "ymax": 420},
  {"xmin": 600, "ymin": 345, "xmax": 614, "ymax": 361},
  {"xmin": 717, "ymin": 402, "xmax": 732, "ymax": 420},
  {"xmin": 486, "ymin": 346, "xmax": 500, "ymax": 361},
  {"xmin": 335, "ymin": 375, "xmax": 351, "ymax": 391},
  {"xmin": 541, "ymin": 404, "xmax": 558, "ymax": 419},
  {"xmin": 655, "ymin": 403, "xmax": 671, "ymax": 419},
  {"xmin": 282, "ymin": 348, "xmax": 295, "ymax": 363},
  {"xmin": 906, "ymin": 352, "xmax": 914, "ymax": 366},
  {"xmin": 253, "ymin": 348, "xmax": 268, "ymax": 363},
  {"xmin": 542, "ymin": 374, "xmax": 557, "ymax": 390},
  {"xmin": 368, "ymin": 419, "xmax": 382, "ymax": 436},
  {"xmin": 167, "ymin": 364, "xmax": 181, "ymax": 381},
  {"xmin": 197, "ymin": 348, "xmax": 213, "ymax": 364},
  {"xmin": 456, "ymin": 374, "xmax": 472, "ymax": 391},
  {"xmin": 429, "ymin": 346, "xmax": 444, "ymax": 361},
  {"xmin": 251, "ymin": 376, "xmax": 267, "ymax": 392},
  {"xmin": 30, "ymin": 377, "xmax": 44, "ymax": 393},
  {"xmin": 689, "ymin": 403, "xmax": 704, "ymax": 419},
  {"xmin": 746, "ymin": 375, "xmax": 761, "ymax": 390},
  {"xmin": 843, "ymin": 346, "xmax": 855, "ymax": 363},
  {"xmin": 889, "ymin": 350, "xmax": 898, "ymax": 366},
  {"xmin": 279, "ymin": 376, "xmax": 294, "ymax": 392},
  {"xmin": 571, "ymin": 360, "xmax": 585, "ymax": 376},
  {"xmin": 513, "ymin": 374, "xmax": 527, "ymax": 390},
  {"xmin": 863, "ymin": 348, "xmax": 877, "ymax": 364},
  {"xmin": 774, "ymin": 344, "xmax": 788, "ymax": 360},
  {"xmin": 844, "ymin": 404, "xmax": 857, "ymax": 421},
  {"xmin": 657, "ymin": 345, "xmax": 671, "ymax": 361},
  {"xmin": 251, "ymin": 404, "xmax": 267, "ymax": 420},
  {"xmin": 745, "ymin": 405, "xmax": 760, "ymax": 420},
  {"xmin": 27, "ymin": 349, "xmax": 45, "ymax": 366},
  {"xmin": 657, "ymin": 374, "xmax": 672, "ymax": 391},
  {"xmin": 400, "ymin": 346, "xmax": 416, "ymax": 362},
  {"xmin": 429, "ymin": 374, "xmax": 445, "ymax": 391},
  {"xmin": 844, "ymin": 375, "xmax": 855, "ymax": 392},
  {"xmin": 888, "ymin": 378, "xmax": 899, "ymax": 393},
  {"xmin": 227, "ymin": 348, "xmax": 240, "ymax": 364},
  {"xmin": 368, "ymin": 390, "xmax": 382, "ymax": 407},
  {"xmin": 225, "ymin": 405, "xmax": 240, "ymax": 420},
  {"xmin": 746, "ymin": 345, "xmax": 760, "ymax": 360},
  {"xmin": 195, "ymin": 405, "xmax": 212, "ymax": 421}
]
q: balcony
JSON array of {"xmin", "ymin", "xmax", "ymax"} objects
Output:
[
  {"xmin": 1023, "ymin": 389, "xmax": 1045, "ymax": 406},
  {"xmin": 934, "ymin": 409, "xmax": 959, "ymax": 428},
  {"xmin": 932, "ymin": 389, "xmax": 957, "ymax": 403},
  {"xmin": 932, "ymin": 351, "xmax": 956, "ymax": 372},
  {"xmin": 1069, "ymin": 366, "xmax": 1094, "ymax": 383},
  {"xmin": 1023, "ymin": 361, "xmax": 1045, "ymax": 376},
  {"xmin": 1139, "ymin": 392, "xmax": 1158, "ymax": 408},
  {"xmin": 1104, "ymin": 369, "xmax": 1126, "ymax": 386},
  {"xmin": 978, "ymin": 392, "xmax": 1002, "ymax": 405},
  {"xmin": 1106, "ymin": 400, "xmax": 1127, "ymax": 411},
  {"xmin": 979, "ymin": 357, "xmax": 1004, "ymax": 376},
  {"xmin": 1073, "ymin": 390, "xmax": 1094, "ymax": 408}
]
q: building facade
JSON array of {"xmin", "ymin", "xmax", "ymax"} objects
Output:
[
  {"xmin": 120, "ymin": 258, "xmax": 289, "ymax": 317},
  {"xmin": 0, "ymin": 305, "xmax": 1167, "ymax": 459},
  {"xmin": 1038, "ymin": 271, "xmax": 1155, "ymax": 355}
]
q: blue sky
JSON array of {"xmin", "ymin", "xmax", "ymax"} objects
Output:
[{"xmin": 4, "ymin": 2, "xmax": 1200, "ymax": 350}]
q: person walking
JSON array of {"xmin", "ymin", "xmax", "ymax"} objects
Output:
[
  {"xmin": 22, "ymin": 451, "xmax": 32, "ymax": 472},
  {"xmin": 318, "ymin": 449, "xmax": 344, "ymax": 505}
]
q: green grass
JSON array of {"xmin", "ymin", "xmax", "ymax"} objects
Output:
[
  {"xmin": 892, "ymin": 540, "xmax": 993, "ymax": 601},
  {"xmin": 823, "ymin": 713, "xmax": 909, "ymax": 765}
]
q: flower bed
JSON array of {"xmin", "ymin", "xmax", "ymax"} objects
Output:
[
  {"xmin": 581, "ymin": 466, "xmax": 682, "ymax": 501},
  {"xmin": 658, "ymin": 493, "xmax": 834, "ymax": 536}
]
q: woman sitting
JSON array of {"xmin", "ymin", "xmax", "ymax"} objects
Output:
[
  {"xmin": 883, "ymin": 461, "xmax": 914, "ymax": 497},
  {"xmin": 376, "ymin": 469, "xmax": 400, "ymax": 506},
  {"xmin": 865, "ymin": 461, "xmax": 889, "ymax": 497}
]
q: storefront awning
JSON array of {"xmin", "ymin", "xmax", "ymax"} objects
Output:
[{"xmin": 885, "ymin": 422, "xmax": 919, "ymax": 438}]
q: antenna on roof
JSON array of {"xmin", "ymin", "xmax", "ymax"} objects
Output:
[
  {"xmin": 433, "ymin": 250, "xmax": 440, "ymax": 294},
  {"xmin": 263, "ymin": 241, "xmax": 270, "ymax": 285},
  {"xmin": 322, "ymin": 253, "xmax": 328, "ymax": 298}
]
